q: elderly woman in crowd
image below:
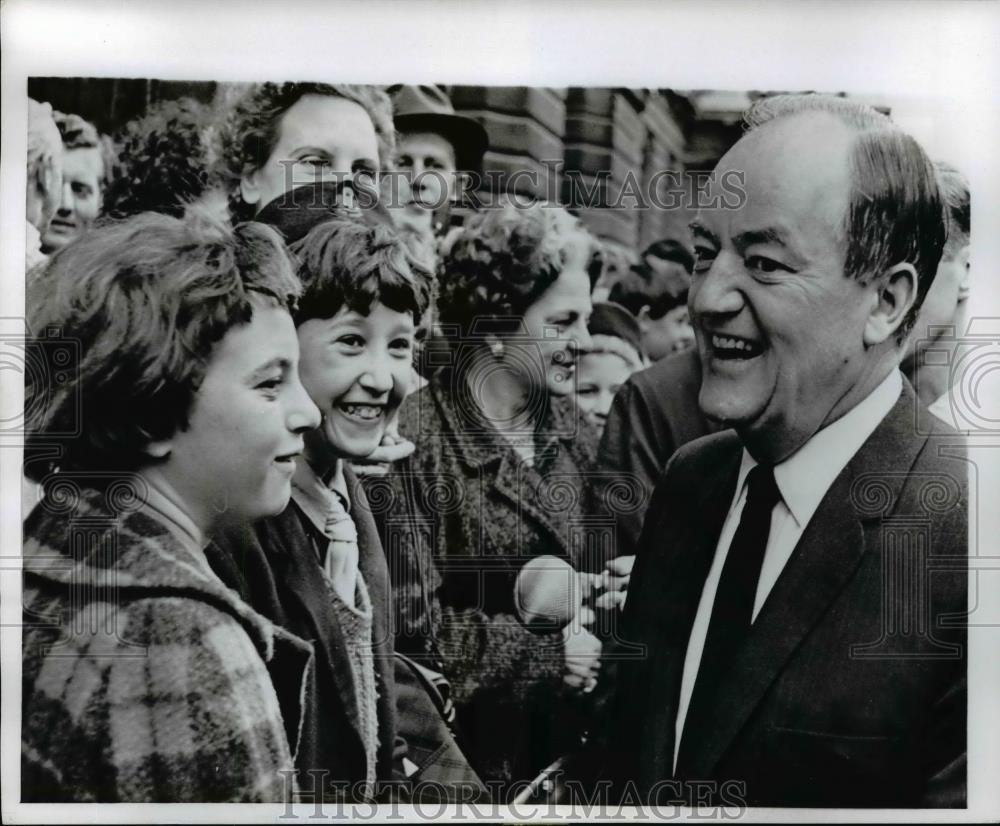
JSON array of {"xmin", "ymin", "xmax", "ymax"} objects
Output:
[
  {"xmin": 370, "ymin": 201, "xmax": 605, "ymax": 788},
  {"xmin": 21, "ymin": 208, "xmax": 319, "ymax": 801}
]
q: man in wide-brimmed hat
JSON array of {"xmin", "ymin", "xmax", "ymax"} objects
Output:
[{"xmin": 388, "ymin": 85, "xmax": 488, "ymax": 237}]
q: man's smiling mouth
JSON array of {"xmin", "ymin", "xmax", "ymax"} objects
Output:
[{"xmin": 710, "ymin": 333, "xmax": 764, "ymax": 360}]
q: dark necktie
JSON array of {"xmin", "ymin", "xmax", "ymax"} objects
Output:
[{"xmin": 676, "ymin": 463, "xmax": 781, "ymax": 770}]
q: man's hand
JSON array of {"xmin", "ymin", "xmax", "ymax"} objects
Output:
[
  {"xmin": 562, "ymin": 615, "xmax": 602, "ymax": 694},
  {"xmin": 593, "ymin": 555, "xmax": 635, "ymax": 610}
]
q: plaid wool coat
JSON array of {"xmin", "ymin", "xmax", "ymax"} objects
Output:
[{"xmin": 22, "ymin": 484, "xmax": 313, "ymax": 802}]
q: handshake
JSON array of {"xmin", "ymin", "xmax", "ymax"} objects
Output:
[{"xmin": 514, "ymin": 554, "xmax": 636, "ymax": 695}]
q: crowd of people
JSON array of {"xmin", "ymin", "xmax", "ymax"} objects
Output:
[{"xmin": 22, "ymin": 83, "xmax": 970, "ymax": 808}]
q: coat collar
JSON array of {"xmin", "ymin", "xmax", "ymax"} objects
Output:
[
  {"xmin": 428, "ymin": 375, "xmax": 580, "ymax": 472},
  {"xmin": 677, "ymin": 379, "xmax": 933, "ymax": 777},
  {"xmin": 424, "ymin": 378, "xmax": 592, "ymax": 559},
  {"xmin": 25, "ymin": 484, "xmax": 267, "ymax": 639},
  {"xmin": 23, "ymin": 483, "xmax": 315, "ymax": 758},
  {"xmin": 256, "ymin": 467, "xmax": 391, "ymax": 755}
]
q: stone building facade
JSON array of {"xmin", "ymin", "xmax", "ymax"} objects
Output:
[{"xmin": 449, "ymin": 86, "xmax": 702, "ymax": 264}]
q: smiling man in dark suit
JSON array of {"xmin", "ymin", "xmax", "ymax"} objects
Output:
[{"xmin": 600, "ymin": 94, "xmax": 968, "ymax": 808}]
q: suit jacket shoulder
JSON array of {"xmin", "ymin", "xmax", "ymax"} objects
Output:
[{"xmin": 609, "ymin": 380, "xmax": 968, "ymax": 807}]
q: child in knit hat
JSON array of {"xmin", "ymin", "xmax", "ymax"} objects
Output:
[{"xmin": 575, "ymin": 301, "xmax": 645, "ymax": 431}]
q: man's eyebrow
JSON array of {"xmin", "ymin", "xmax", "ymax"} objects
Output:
[
  {"xmin": 733, "ymin": 228, "xmax": 788, "ymax": 251},
  {"xmin": 246, "ymin": 357, "xmax": 290, "ymax": 382},
  {"xmin": 689, "ymin": 221, "xmax": 720, "ymax": 246}
]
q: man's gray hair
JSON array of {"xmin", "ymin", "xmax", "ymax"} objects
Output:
[
  {"xmin": 743, "ymin": 93, "xmax": 891, "ymax": 133},
  {"xmin": 741, "ymin": 93, "xmax": 946, "ymax": 342}
]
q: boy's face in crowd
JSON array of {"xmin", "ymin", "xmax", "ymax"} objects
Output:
[
  {"xmin": 640, "ymin": 302, "xmax": 695, "ymax": 361},
  {"xmin": 517, "ymin": 235, "xmax": 594, "ymax": 397},
  {"xmin": 42, "ymin": 146, "xmax": 103, "ymax": 252},
  {"xmin": 575, "ymin": 350, "xmax": 632, "ymax": 429},
  {"xmin": 297, "ymin": 302, "xmax": 416, "ymax": 461},
  {"xmin": 240, "ymin": 94, "xmax": 380, "ymax": 213},
  {"xmin": 155, "ymin": 302, "xmax": 320, "ymax": 531},
  {"xmin": 906, "ymin": 242, "xmax": 970, "ymax": 354}
]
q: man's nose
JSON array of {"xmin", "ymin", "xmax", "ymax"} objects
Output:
[
  {"xmin": 57, "ymin": 182, "xmax": 74, "ymax": 213},
  {"xmin": 690, "ymin": 252, "xmax": 744, "ymax": 318}
]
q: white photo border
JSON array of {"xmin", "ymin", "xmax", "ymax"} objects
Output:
[{"xmin": 2, "ymin": 0, "xmax": 999, "ymax": 823}]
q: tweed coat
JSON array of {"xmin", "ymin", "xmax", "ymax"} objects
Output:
[
  {"xmin": 206, "ymin": 465, "xmax": 398, "ymax": 799},
  {"xmin": 22, "ymin": 483, "xmax": 311, "ymax": 802},
  {"xmin": 365, "ymin": 375, "xmax": 605, "ymax": 786}
]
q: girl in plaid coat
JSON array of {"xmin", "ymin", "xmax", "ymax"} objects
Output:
[{"xmin": 21, "ymin": 209, "xmax": 320, "ymax": 801}]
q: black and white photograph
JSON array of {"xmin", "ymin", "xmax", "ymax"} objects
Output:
[{"xmin": 2, "ymin": 1, "xmax": 999, "ymax": 822}]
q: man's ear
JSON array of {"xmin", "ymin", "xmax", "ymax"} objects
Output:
[
  {"xmin": 864, "ymin": 262, "xmax": 917, "ymax": 346},
  {"xmin": 143, "ymin": 438, "xmax": 172, "ymax": 460},
  {"xmin": 239, "ymin": 173, "xmax": 262, "ymax": 208},
  {"xmin": 957, "ymin": 247, "xmax": 971, "ymax": 302}
]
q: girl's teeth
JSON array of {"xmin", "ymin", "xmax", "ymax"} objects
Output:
[{"xmin": 342, "ymin": 404, "xmax": 382, "ymax": 420}]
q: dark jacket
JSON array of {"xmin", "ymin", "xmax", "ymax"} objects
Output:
[
  {"xmin": 366, "ymin": 376, "xmax": 603, "ymax": 785},
  {"xmin": 206, "ymin": 467, "xmax": 396, "ymax": 800},
  {"xmin": 601, "ymin": 381, "xmax": 968, "ymax": 807},
  {"xmin": 23, "ymin": 484, "xmax": 309, "ymax": 802},
  {"xmin": 597, "ymin": 348, "xmax": 721, "ymax": 558}
]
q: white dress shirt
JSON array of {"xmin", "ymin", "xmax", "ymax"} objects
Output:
[
  {"xmin": 927, "ymin": 390, "xmax": 956, "ymax": 429},
  {"xmin": 673, "ymin": 369, "xmax": 903, "ymax": 770}
]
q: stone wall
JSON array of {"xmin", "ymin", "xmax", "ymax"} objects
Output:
[{"xmin": 450, "ymin": 85, "xmax": 698, "ymax": 261}]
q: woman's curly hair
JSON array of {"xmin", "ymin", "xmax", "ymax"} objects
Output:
[
  {"xmin": 103, "ymin": 97, "xmax": 217, "ymax": 219},
  {"xmin": 437, "ymin": 202, "xmax": 600, "ymax": 341},
  {"xmin": 215, "ymin": 82, "xmax": 396, "ymax": 219}
]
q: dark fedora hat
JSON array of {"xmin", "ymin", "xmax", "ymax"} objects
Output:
[{"xmin": 387, "ymin": 84, "xmax": 489, "ymax": 173}]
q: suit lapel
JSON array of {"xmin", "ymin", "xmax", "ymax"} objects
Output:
[
  {"xmin": 680, "ymin": 468, "xmax": 865, "ymax": 777},
  {"xmin": 679, "ymin": 382, "xmax": 929, "ymax": 777},
  {"xmin": 639, "ymin": 440, "xmax": 742, "ymax": 779}
]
